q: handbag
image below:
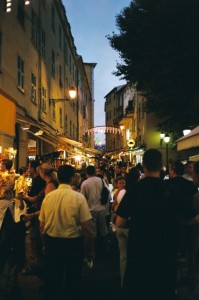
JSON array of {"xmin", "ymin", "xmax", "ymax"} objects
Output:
[{"xmin": 100, "ymin": 178, "xmax": 110, "ymax": 205}]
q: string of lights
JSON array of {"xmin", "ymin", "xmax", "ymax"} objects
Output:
[{"xmin": 87, "ymin": 126, "xmax": 124, "ymax": 135}]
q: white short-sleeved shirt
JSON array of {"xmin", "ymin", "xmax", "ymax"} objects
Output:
[
  {"xmin": 81, "ymin": 176, "xmax": 105, "ymax": 211},
  {"xmin": 39, "ymin": 184, "xmax": 92, "ymax": 238}
]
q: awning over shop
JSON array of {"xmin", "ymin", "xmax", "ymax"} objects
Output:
[
  {"xmin": 16, "ymin": 113, "xmax": 45, "ymax": 130},
  {"xmin": 84, "ymin": 147, "xmax": 102, "ymax": 156},
  {"xmin": 177, "ymin": 126, "xmax": 199, "ymax": 151},
  {"xmin": 104, "ymin": 146, "xmax": 145, "ymax": 158},
  {"xmin": 16, "ymin": 113, "xmax": 102, "ymax": 158},
  {"xmin": 17, "ymin": 113, "xmax": 73, "ymax": 152},
  {"xmin": 58, "ymin": 136, "xmax": 102, "ymax": 157},
  {"xmin": 103, "ymin": 149, "xmax": 125, "ymax": 157},
  {"xmin": 59, "ymin": 136, "xmax": 85, "ymax": 151},
  {"xmin": 29, "ymin": 131, "xmax": 59, "ymax": 148}
]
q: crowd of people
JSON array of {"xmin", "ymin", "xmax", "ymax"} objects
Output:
[{"xmin": 0, "ymin": 150, "xmax": 199, "ymax": 300}]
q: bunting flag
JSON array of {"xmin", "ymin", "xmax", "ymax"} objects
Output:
[{"xmin": 87, "ymin": 126, "xmax": 123, "ymax": 135}]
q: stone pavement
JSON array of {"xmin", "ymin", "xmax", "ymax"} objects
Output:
[
  {"xmin": 176, "ymin": 253, "xmax": 199, "ymax": 300},
  {"xmin": 1, "ymin": 254, "xmax": 121, "ymax": 300},
  {"xmin": 0, "ymin": 232, "xmax": 121, "ymax": 300},
  {"xmin": 1, "ymin": 232, "xmax": 199, "ymax": 300}
]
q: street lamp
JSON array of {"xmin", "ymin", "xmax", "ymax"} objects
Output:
[
  {"xmin": 160, "ymin": 132, "xmax": 165, "ymax": 145},
  {"xmin": 183, "ymin": 129, "xmax": 191, "ymax": 136},
  {"xmin": 119, "ymin": 125, "xmax": 125, "ymax": 148},
  {"xmin": 120, "ymin": 125, "xmax": 124, "ymax": 131},
  {"xmin": 164, "ymin": 134, "xmax": 170, "ymax": 171},
  {"xmin": 160, "ymin": 132, "xmax": 170, "ymax": 170},
  {"xmin": 49, "ymin": 87, "xmax": 77, "ymax": 104}
]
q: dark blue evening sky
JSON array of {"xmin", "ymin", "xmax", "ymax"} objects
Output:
[{"xmin": 63, "ymin": 0, "xmax": 131, "ymax": 130}]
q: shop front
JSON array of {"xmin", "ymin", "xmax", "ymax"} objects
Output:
[
  {"xmin": 58, "ymin": 136, "xmax": 102, "ymax": 168},
  {"xmin": 15, "ymin": 113, "xmax": 102, "ymax": 170}
]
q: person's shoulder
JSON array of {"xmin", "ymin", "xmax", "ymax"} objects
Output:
[
  {"xmin": 91, "ymin": 176, "xmax": 101, "ymax": 181},
  {"xmin": 84, "ymin": 176, "xmax": 100, "ymax": 183},
  {"xmin": 72, "ymin": 189, "xmax": 87, "ymax": 201},
  {"xmin": 169, "ymin": 176, "xmax": 197, "ymax": 192},
  {"xmin": 140, "ymin": 177, "xmax": 170, "ymax": 196},
  {"xmin": 42, "ymin": 189, "xmax": 56, "ymax": 204},
  {"xmin": 45, "ymin": 187, "xmax": 58, "ymax": 196},
  {"xmin": 50, "ymin": 179, "xmax": 59, "ymax": 189},
  {"xmin": 169, "ymin": 176, "xmax": 191, "ymax": 184},
  {"xmin": 80, "ymin": 178, "xmax": 87, "ymax": 186},
  {"xmin": 136, "ymin": 176, "xmax": 162, "ymax": 188},
  {"xmin": 183, "ymin": 174, "xmax": 193, "ymax": 181},
  {"xmin": 163, "ymin": 178, "xmax": 176, "ymax": 189},
  {"xmin": 165, "ymin": 178, "xmax": 189, "ymax": 199},
  {"xmin": 118, "ymin": 188, "xmax": 126, "ymax": 198},
  {"xmin": 182, "ymin": 176, "xmax": 196, "ymax": 187}
]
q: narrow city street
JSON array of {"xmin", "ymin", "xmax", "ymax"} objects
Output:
[
  {"xmin": 1, "ymin": 231, "xmax": 199, "ymax": 300},
  {"xmin": 1, "ymin": 231, "xmax": 121, "ymax": 300}
]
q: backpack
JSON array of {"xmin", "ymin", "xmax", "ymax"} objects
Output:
[{"xmin": 100, "ymin": 178, "xmax": 110, "ymax": 205}]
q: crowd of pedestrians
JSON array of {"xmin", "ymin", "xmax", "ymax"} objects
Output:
[{"xmin": 0, "ymin": 151, "xmax": 199, "ymax": 299}]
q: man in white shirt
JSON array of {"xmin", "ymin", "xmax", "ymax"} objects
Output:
[
  {"xmin": 81, "ymin": 165, "xmax": 109, "ymax": 259},
  {"xmin": 39, "ymin": 165, "xmax": 94, "ymax": 300}
]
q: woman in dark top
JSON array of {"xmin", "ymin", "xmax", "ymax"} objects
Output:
[{"xmin": 23, "ymin": 163, "xmax": 58, "ymax": 274}]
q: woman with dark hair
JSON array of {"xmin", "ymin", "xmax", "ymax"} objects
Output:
[
  {"xmin": 22, "ymin": 163, "xmax": 58, "ymax": 276},
  {"xmin": 24, "ymin": 163, "xmax": 58, "ymax": 260},
  {"xmin": 125, "ymin": 167, "xmax": 141, "ymax": 190},
  {"xmin": 25, "ymin": 163, "xmax": 59, "ymax": 221}
]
